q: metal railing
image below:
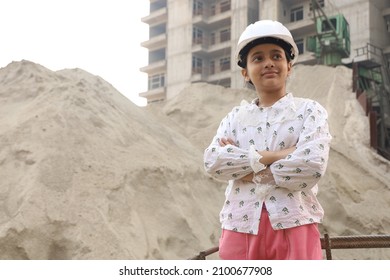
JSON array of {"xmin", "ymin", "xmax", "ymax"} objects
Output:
[{"xmin": 189, "ymin": 234, "xmax": 390, "ymax": 260}]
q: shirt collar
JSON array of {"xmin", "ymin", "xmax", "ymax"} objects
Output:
[{"xmin": 251, "ymin": 93, "xmax": 294, "ymax": 110}]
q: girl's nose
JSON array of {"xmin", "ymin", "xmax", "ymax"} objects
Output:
[{"xmin": 264, "ymin": 57, "xmax": 275, "ymax": 68}]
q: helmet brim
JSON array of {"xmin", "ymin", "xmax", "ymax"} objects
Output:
[{"xmin": 237, "ymin": 36, "xmax": 296, "ymax": 68}]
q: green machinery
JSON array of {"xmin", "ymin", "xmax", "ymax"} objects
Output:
[
  {"xmin": 307, "ymin": 0, "xmax": 390, "ymax": 159},
  {"xmin": 307, "ymin": 1, "xmax": 350, "ymax": 66}
]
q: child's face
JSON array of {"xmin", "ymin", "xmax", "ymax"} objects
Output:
[{"xmin": 241, "ymin": 43, "xmax": 292, "ymax": 93}]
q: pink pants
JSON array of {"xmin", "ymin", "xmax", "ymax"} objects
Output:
[{"xmin": 219, "ymin": 207, "xmax": 323, "ymax": 260}]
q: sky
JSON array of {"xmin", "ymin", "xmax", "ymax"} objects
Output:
[{"xmin": 0, "ymin": 0, "xmax": 149, "ymax": 106}]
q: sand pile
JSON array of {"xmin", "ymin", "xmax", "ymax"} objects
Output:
[
  {"xmin": 0, "ymin": 60, "xmax": 389, "ymax": 259},
  {"xmin": 0, "ymin": 60, "xmax": 223, "ymax": 259}
]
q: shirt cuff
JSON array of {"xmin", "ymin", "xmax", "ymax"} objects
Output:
[{"xmin": 249, "ymin": 145, "xmax": 266, "ymax": 173}]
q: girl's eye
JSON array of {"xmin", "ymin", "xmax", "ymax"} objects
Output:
[
  {"xmin": 253, "ymin": 56, "xmax": 263, "ymax": 62},
  {"xmin": 273, "ymin": 54, "xmax": 282, "ymax": 60}
]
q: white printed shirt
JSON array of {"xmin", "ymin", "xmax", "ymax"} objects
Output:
[{"xmin": 204, "ymin": 93, "xmax": 332, "ymax": 234}]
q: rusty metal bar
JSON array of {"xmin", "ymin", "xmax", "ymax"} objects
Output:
[
  {"xmin": 189, "ymin": 246, "xmax": 219, "ymax": 260},
  {"xmin": 322, "ymin": 233, "xmax": 332, "ymax": 260},
  {"xmin": 321, "ymin": 235, "xmax": 390, "ymax": 248},
  {"xmin": 189, "ymin": 234, "xmax": 390, "ymax": 260}
]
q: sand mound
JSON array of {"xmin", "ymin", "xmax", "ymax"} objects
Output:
[
  {"xmin": 0, "ymin": 60, "xmax": 222, "ymax": 259},
  {"xmin": 0, "ymin": 60, "xmax": 389, "ymax": 259}
]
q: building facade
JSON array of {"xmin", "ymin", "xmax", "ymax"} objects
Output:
[{"xmin": 140, "ymin": 0, "xmax": 390, "ymax": 104}]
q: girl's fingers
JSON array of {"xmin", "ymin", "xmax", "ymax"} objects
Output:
[
  {"xmin": 219, "ymin": 138, "xmax": 236, "ymax": 147},
  {"xmin": 227, "ymin": 139, "xmax": 236, "ymax": 146}
]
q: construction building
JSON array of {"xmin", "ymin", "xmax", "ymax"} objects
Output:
[
  {"xmin": 140, "ymin": 0, "xmax": 390, "ymax": 103},
  {"xmin": 140, "ymin": 0, "xmax": 390, "ymax": 159}
]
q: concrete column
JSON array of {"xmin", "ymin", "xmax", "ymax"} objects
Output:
[
  {"xmin": 166, "ymin": 0, "xmax": 193, "ymax": 99},
  {"xmin": 231, "ymin": 0, "xmax": 259, "ymax": 89}
]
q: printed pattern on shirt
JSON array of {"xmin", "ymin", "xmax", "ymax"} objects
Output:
[{"xmin": 203, "ymin": 93, "xmax": 332, "ymax": 234}]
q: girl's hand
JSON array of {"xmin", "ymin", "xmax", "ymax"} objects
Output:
[
  {"xmin": 219, "ymin": 137, "xmax": 236, "ymax": 147},
  {"xmin": 240, "ymin": 168, "xmax": 274, "ymax": 184},
  {"xmin": 259, "ymin": 145, "xmax": 296, "ymax": 165},
  {"xmin": 240, "ymin": 172, "xmax": 254, "ymax": 182}
]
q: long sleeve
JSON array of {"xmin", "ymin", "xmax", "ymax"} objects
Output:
[
  {"xmin": 203, "ymin": 108, "xmax": 254, "ymax": 181},
  {"xmin": 270, "ymin": 100, "xmax": 332, "ymax": 191}
]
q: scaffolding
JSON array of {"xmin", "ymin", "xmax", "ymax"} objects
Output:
[{"xmin": 352, "ymin": 43, "xmax": 390, "ymax": 160}]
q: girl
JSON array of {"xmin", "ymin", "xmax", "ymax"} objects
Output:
[{"xmin": 204, "ymin": 20, "xmax": 332, "ymax": 260}]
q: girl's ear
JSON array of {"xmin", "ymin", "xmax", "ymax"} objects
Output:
[
  {"xmin": 241, "ymin": 68, "xmax": 250, "ymax": 81},
  {"xmin": 287, "ymin": 62, "xmax": 292, "ymax": 76}
]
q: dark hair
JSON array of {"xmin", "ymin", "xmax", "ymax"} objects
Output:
[{"xmin": 238, "ymin": 37, "xmax": 295, "ymax": 68}]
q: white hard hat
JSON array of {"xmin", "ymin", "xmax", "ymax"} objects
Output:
[{"xmin": 236, "ymin": 20, "xmax": 299, "ymax": 67}]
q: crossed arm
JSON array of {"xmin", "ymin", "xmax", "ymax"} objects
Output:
[{"xmin": 218, "ymin": 137, "xmax": 296, "ymax": 182}]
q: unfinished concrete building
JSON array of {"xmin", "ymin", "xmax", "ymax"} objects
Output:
[
  {"xmin": 140, "ymin": 0, "xmax": 390, "ymax": 160},
  {"xmin": 140, "ymin": 0, "xmax": 390, "ymax": 104}
]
